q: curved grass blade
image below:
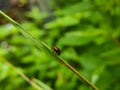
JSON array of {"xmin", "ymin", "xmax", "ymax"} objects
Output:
[
  {"xmin": 32, "ymin": 78, "xmax": 53, "ymax": 90},
  {"xmin": 0, "ymin": 55, "xmax": 44, "ymax": 90}
]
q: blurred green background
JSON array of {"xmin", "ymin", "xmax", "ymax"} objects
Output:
[{"xmin": 0, "ymin": 0, "xmax": 120, "ymax": 90}]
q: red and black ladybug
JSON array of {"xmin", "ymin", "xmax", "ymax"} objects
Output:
[{"xmin": 52, "ymin": 46, "xmax": 61, "ymax": 55}]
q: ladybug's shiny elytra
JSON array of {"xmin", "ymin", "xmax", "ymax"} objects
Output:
[{"xmin": 52, "ymin": 46, "xmax": 61, "ymax": 55}]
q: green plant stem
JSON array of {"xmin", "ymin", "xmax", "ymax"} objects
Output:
[
  {"xmin": 0, "ymin": 55, "xmax": 44, "ymax": 90},
  {"xmin": 0, "ymin": 10, "xmax": 99, "ymax": 90},
  {"xmin": 57, "ymin": 57, "xmax": 99, "ymax": 90}
]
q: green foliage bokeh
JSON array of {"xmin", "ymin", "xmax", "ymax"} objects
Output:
[{"xmin": 0, "ymin": 0, "xmax": 120, "ymax": 90}]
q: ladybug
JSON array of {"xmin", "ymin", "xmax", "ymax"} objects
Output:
[{"xmin": 52, "ymin": 46, "xmax": 61, "ymax": 55}]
